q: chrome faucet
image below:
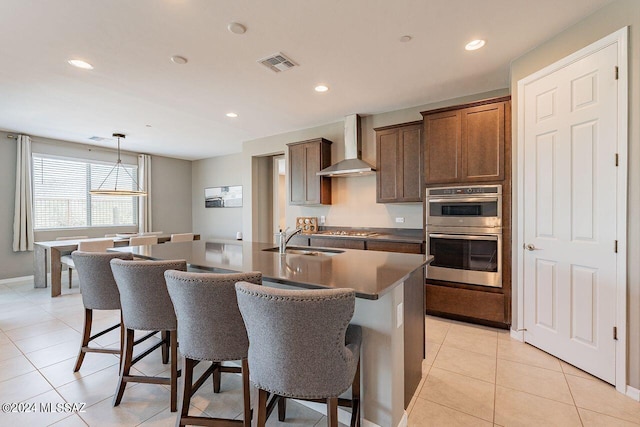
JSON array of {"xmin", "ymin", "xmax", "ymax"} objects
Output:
[{"xmin": 278, "ymin": 227, "xmax": 303, "ymax": 254}]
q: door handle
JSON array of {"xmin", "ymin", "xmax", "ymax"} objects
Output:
[{"xmin": 524, "ymin": 243, "xmax": 539, "ymax": 251}]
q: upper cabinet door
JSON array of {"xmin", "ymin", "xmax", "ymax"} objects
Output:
[
  {"xmin": 461, "ymin": 102, "xmax": 505, "ymax": 182},
  {"xmin": 287, "ymin": 138, "xmax": 332, "ymax": 205},
  {"xmin": 424, "ymin": 110, "xmax": 462, "ymax": 184},
  {"xmin": 422, "ymin": 96, "xmax": 510, "ymax": 185},
  {"xmin": 375, "ymin": 122, "xmax": 422, "ymax": 203}
]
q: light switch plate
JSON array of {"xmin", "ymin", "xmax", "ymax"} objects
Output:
[
  {"xmin": 395, "ymin": 217, "xmax": 405, "ymax": 223},
  {"xmin": 396, "ymin": 302, "xmax": 403, "ymax": 328},
  {"xmin": 320, "ymin": 216, "xmax": 326, "ymax": 224}
]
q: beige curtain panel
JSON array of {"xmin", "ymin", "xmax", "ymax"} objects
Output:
[
  {"xmin": 138, "ymin": 153, "xmax": 152, "ymax": 233},
  {"xmin": 13, "ymin": 134, "xmax": 34, "ymax": 252}
]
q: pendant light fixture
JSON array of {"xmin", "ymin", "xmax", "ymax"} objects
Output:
[{"xmin": 89, "ymin": 133, "xmax": 146, "ymax": 197}]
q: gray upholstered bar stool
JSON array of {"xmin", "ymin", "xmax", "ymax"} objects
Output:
[
  {"xmin": 164, "ymin": 270, "xmax": 263, "ymax": 427},
  {"xmin": 110, "ymin": 259, "xmax": 187, "ymax": 412},
  {"xmin": 70, "ymin": 251, "xmax": 134, "ymax": 372},
  {"xmin": 235, "ymin": 283, "xmax": 362, "ymax": 427}
]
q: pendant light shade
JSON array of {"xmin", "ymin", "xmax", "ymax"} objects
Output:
[{"xmin": 89, "ymin": 133, "xmax": 147, "ymax": 197}]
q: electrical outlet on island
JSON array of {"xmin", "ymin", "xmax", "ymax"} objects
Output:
[{"xmin": 395, "ymin": 217, "xmax": 405, "ymax": 223}]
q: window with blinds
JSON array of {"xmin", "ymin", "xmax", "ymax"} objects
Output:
[{"xmin": 32, "ymin": 154, "xmax": 138, "ymax": 229}]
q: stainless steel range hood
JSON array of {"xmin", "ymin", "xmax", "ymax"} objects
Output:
[{"xmin": 317, "ymin": 114, "xmax": 376, "ymax": 177}]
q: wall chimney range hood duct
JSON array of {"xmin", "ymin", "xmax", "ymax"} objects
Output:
[{"xmin": 317, "ymin": 114, "xmax": 376, "ymax": 177}]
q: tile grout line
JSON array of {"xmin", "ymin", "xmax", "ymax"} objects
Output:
[{"xmin": 562, "ymin": 365, "xmax": 586, "ymax": 426}]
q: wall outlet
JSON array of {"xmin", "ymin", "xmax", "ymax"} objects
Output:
[
  {"xmin": 320, "ymin": 216, "xmax": 326, "ymax": 224},
  {"xmin": 395, "ymin": 217, "xmax": 405, "ymax": 223},
  {"xmin": 396, "ymin": 302, "xmax": 404, "ymax": 328}
]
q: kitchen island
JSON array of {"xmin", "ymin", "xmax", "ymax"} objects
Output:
[{"xmin": 113, "ymin": 240, "xmax": 430, "ymax": 427}]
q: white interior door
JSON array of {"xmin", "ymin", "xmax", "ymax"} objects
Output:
[{"xmin": 521, "ymin": 42, "xmax": 619, "ymax": 384}]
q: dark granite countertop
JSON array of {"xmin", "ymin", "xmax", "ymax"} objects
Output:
[{"xmin": 112, "ymin": 239, "xmax": 430, "ymax": 300}]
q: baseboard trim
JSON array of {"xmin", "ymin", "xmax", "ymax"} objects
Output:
[
  {"xmin": 626, "ymin": 385, "xmax": 640, "ymax": 401},
  {"xmin": 510, "ymin": 329, "xmax": 524, "ymax": 341},
  {"xmin": 0, "ymin": 275, "xmax": 34, "ymax": 284},
  {"xmin": 397, "ymin": 410, "xmax": 408, "ymax": 427}
]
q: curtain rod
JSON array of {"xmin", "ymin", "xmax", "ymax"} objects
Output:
[{"xmin": 7, "ymin": 134, "xmax": 17, "ymax": 139}]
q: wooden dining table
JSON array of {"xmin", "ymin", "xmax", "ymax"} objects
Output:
[{"xmin": 33, "ymin": 234, "xmax": 200, "ymax": 297}]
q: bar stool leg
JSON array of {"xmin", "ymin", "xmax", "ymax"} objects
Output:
[
  {"xmin": 327, "ymin": 397, "xmax": 338, "ymax": 427},
  {"xmin": 278, "ymin": 397, "xmax": 287, "ymax": 421},
  {"xmin": 176, "ymin": 357, "xmax": 193, "ymax": 427},
  {"xmin": 254, "ymin": 388, "xmax": 268, "ymax": 427},
  {"xmin": 213, "ymin": 362, "xmax": 221, "ymax": 393},
  {"xmin": 114, "ymin": 328, "xmax": 134, "ymax": 406},
  {"xmin": 351, "ymin": 360, "xmax": 361, "ymax": 427},
  {"xmin": 73, "ymin": 308, "xmax": 92, "ymax": 372},
  {"xmin": 161, "ymin": 330, "xmax": 169, "ymax": 364},
  {"xmin": 170, "ymin": 331, "xmax": 178, "ymax": 412},
  {"xmin": 242, "ymin": 359, "xmax": 251, "ymax": 427}
]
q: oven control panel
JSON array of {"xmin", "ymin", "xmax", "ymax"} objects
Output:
[{"xmin": 427, "ymin": 185, "xmax": 501, "ymax": 196}]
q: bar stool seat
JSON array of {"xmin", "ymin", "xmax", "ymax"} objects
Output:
[
  {"xmin": 235, "ymin": 283, "xmax": 361, "ymax": 427},
  {"xmin": 110, "ymin": 258, "xmax": 187, "ymax": 412},
  {"xmin": 165, "ymin": 270, "xmax": 263, "ymax": 427}
]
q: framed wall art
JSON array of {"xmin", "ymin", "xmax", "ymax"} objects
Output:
[{"xmin": 205, "ymin": 185, "xmax": 242, "ymax": 208}]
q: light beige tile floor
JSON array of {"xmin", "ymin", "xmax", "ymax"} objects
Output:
[{"xmin": 0, "ymin": 278, "xmax": 638, "ymax": 426}]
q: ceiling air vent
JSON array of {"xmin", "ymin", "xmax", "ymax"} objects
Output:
[
  {"xmin": 258, "ymin": 52, "xmax": 297, "ymax": 73},
  {"xmin": 88, "ymin": 136, "xmax": 109, "ymax": 142}
]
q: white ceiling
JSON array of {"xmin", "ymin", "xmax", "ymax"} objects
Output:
[{"xmin": 0, "ymin": 0, "xmax": 613, "ymax": 160}]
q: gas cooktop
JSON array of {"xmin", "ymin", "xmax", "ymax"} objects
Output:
[{"xmin": 314, "ymin": 230, "xmax": 379, "ymax": 237}]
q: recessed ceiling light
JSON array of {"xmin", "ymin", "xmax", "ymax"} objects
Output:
[
  {"xmin": 226, "ymin": 112, "xmax": 238, "ymax": 118},
  {"xmin": 399, "ymin": 35, "xmax": 412, "ymax": 43},
  {"xmin": 465, "ymin": 39, "xmax": 486, "ymax": 51},
  {"xmin": 170, "ymin": 55, "xmax": 188, "ymax": 65},
  {"xmin": 228, "ymin": 22, "xmax": 247, "ymax": 34},
  {"xmin": 314, "ymin": 85, "xmax": 329, "ymax": 93},
  {"xmin": 68, "ymin": 59, "xmax": 93, "ymax": 70}
]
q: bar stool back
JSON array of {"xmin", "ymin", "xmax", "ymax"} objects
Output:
[
  {"xmin": 235, "ymin": 283, "xmax": 362, "ymax": 427},
  {"xmin": 165, "ymin": 270, "xmax": 263, "ymax": 427}
]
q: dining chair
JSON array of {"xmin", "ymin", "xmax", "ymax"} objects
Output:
[
  {"xmin": 70, "ymin": 251, "xmax": 134, "ymax": 372},
  {"xmin": 110, "ymin": 258, "xmax": 187, "ymax": 412},
  {"xmin": 170, "ymin": 233, "xmax": 194, "ymax": 243},
  {"xmin": 129, "ymin": 235, "xmax": 158, "ymax": 246},
  {"xmin": 60, "ymin": 237, "xmax": 113, "ymax": 288},
  {"xmin": 164, "ymin": 270, "xmax": 263, "ymax": 427},
  {"xmin": 235, "ymin": 283, "xmax": 362, "ymax": 427}
]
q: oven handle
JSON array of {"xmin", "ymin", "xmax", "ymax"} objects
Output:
[
  {"xmin": 427, "ymin": 197, "xmax": 500, "ymax": 204},
  {"xmin": 428, "ymin": 233, "xmax": 499, "ymax": 241}
]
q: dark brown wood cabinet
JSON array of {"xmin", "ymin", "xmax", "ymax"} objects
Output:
[
  {"xmin": 422, "ymin": 96, "xmax": 510, "ymax": 185},
  {"xmin": 422, "ymin": 96, "xmax": 512, "ymax": 328},
  {"xmin": 375, "ymin": 121, "xmax": 423, "ymax": 203},
  {"xmin": 287, "ymin": 138, "xmax": 332, "ymax": 205}
]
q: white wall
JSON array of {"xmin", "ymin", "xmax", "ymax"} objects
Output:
[
  {"xmin": 510, "ymin": 0, "xmax": 640, "ymax": 389},
  {"xmin": 151, "ymin": 155, "xmax": 193, "ymax": 235},
  {"xmin": 192, "ymin": 153, "xmax": 243, "ymax": 239}
]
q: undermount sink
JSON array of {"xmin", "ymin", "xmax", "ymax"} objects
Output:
[{"xmin": 262, "ymin": 246, "xmax": 344, "ymax": 256}]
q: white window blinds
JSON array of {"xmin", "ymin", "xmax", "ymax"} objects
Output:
[{"xmin": 32, "ymin": 154, "xmax": 138, "ymax": 229}]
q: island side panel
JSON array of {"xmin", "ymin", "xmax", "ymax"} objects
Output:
[
  {"xmin": 353, "ymin": 283, "xmax": 405, "ymax": 427},
  {"xmin": 404, "ymin": 267, "xmax": 426, "ymax": 408}
]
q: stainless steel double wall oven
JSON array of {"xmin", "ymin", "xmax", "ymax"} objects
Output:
[{"xmin": 426, "ymin": 185, "xmax": 502, "ymax": 287}]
